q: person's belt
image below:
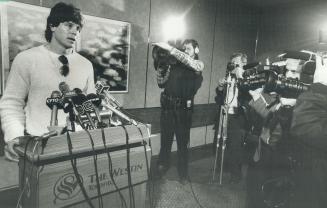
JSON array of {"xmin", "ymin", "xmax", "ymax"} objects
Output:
[{"xmin": 160, "ymin": 92, "xmax": 193, "ymax": 110}]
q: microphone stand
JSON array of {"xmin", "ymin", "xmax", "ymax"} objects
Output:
[{"xmin": 212, "ymin": 72, "xmax": 232, "ymax": 185}]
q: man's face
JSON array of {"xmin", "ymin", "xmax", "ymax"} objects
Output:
[
  {"xmin": 183, "ymin": 43, "xmax": 195, "ymax": 58},
  {"xmin": 51, "ymin": 21, "xmax": 81, "ymax": 49},
  {"xmin": 231, "ymin": 56, "xmax": 247, "ymax": 68},
  {"xmin": 285, "ymin": 58, "xmax": 302, "ymax": 79},
  {"xmin": 231, "ymin": 56, "xmax": 247, "ymax": 78}
]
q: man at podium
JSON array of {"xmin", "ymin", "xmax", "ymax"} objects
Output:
[{"xmin": 0, "ymin": 2, "xmax": 96, "ymax": 162}]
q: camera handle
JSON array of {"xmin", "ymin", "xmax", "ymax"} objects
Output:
[{"xmin": 212, "ymin": 72, "xmax": 232, "ymax": 185}]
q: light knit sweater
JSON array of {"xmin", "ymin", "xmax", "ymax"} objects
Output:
[{"xmin": 0, "ymin": 45, "xmax": 95, "ymax": 142}]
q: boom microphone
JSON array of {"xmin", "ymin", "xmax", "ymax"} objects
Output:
[
  {"xmin": 101, "ymin": 102, "xmax": 137, "ymax": 126},
  {"xmin": 95, "ymin": 81, "xmax": 122, "ymax": 109}
]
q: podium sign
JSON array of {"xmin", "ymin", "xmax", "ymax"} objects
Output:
[{"xmin": 16, "ymin": 124, "xmax": 151, "ymax": 208}]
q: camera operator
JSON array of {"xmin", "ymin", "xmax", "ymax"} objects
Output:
[
  {"xmin": 246, "ymin": 58, "xmax": 305, "ymax": 208},
  {"xmin": 290, "ymin": 53, "xmax": 327, "ymax": 208},
  {"xmin": 216, "ymin": 53, "xmax": 250, "ymax": 184},
  {"xmin": 152, "ymin": 39, "xmax": 204, "ymax": 183}
]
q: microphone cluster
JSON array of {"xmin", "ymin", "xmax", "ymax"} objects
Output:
[{"xmin": 45, "ymin": 81, "xmax": 137, "ymax": 133}]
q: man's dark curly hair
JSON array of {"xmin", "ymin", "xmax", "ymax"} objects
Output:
[
  {"xmin": 44, "ymin": 2, "xmax": 83, "ymax": 42},
  {"xmin": 183, "ymin": 39, "xmax": 200, "ymax": 60}
]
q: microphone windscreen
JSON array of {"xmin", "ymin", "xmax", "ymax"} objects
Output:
[
  {"xmin": 95, "ymin": 81, "xmax": 110, "ymax": 94},
  {"xmin": 59, "ymin": 82, "xmax": 70, "ymax": 94},
  {"xmin": 51, "ymin": 90, "xmax": 61, "ymax": 98},
  {"xmin": 73, "ymin": 88, "xmax": 83, "ymax": 95},
  {"xmin": 86, "ymin": 93, "xmax": 102, "ymax": 106},
  {"xmin": 72, "ymin": 94, "xmax": 87, "ymax": 105}
]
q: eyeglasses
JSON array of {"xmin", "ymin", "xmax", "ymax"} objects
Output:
[{"xmin": 58, "ymin": 55, "xmax": 69, "ymax": 76}]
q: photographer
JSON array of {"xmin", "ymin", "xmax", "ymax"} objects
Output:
[
  {"xmin": 216, "ymin": 53, "xmax": 250, "ymax": 184},
  {"xmin": 246, "ymin": 58, "xmax": 305, "ymax": 208},
  {"xmin": 290, "ymin": 53, "xmax": 327, "ymax": 208},
  {"xmin": 153, "ymin": 39, "xmax": 204, "ymax": 183}
]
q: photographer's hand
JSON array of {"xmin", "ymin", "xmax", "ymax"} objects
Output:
[
  {"xmin": 314, "ymin": 54, "xmax": 327, "ymax": 85},
  {"xmin": 152, "ymin": 42, "xmax": 173, "ymax": 52}
]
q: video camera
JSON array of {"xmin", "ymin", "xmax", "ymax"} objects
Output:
[
  {"xmin": 238, "ymin": 50, "xmax": 316, "ymax": 98},
  {"xmin": 152, "ymin": 40, "xmax": 183, "ymax": 68}
]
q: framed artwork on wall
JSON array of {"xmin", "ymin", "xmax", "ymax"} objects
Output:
[
  {"xmin": 78, "ymin": 14, "xmax": 131, "ymax": 93},
  {"xmin": 0, "ymin": 1, "xmax": 49, "ymax": 95},
  {"xmin": 0, "ymin": 1, "xmax": 131, "ymax": 95}
]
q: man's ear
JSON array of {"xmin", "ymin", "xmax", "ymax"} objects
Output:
[{"xmin": 194, "ymin": 47, "xmax": 199, "ymax": 54}]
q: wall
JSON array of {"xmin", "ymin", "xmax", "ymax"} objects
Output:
[
  {"xmin": 0, "ymin": 0, "xmax": 258, "ymax": 154},
  {"xmin": 0, "ymin": 0, "xmax": 259, "ymax": 190},
  {"xmin": 256, "ymin": 0, "xmax": 327, "ymax": 62}
]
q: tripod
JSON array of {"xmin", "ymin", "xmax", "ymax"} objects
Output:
[{"xmin": 212, "ymin": 72, "xmax": 233, "ymax": 185}]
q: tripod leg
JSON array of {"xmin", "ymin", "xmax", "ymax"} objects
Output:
[
  {"xmin": 219, "ymin": 137, "xmax": 227, "ymax": 185},
  {"xmin": 212, "ymin": 110, "xmax": 224, "ymax": 182},
  {"xmin": 212, "ymin": 141, "xmax": 220, "ymax": 181}
]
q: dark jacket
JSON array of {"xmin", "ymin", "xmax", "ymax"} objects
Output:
[{"xmin": 291, "ymin": 83, "xmax": 327, "ymax": 153}]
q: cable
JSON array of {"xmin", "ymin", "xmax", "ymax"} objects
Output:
[
  {"xmin": 100, "ymin": 127, "xmax": 128, "ymax": 208},
  {"xmin": 142, "ymin": 140, "xmax": 153, "ymax": 208},
  {"xmin": 187, "ymin": 177, "xmax": 206, "ymax": 208},
  {"xmin": 66, "ymin": 131, "xmax": 95, "ymax": 208},
  {"xmin": 16, "ymin": 139, "xmax": 38, "ymax": 208},
  {"xmin": 83, "ymin": 129, "xmax": 104, "ymax": 208},
  {"xmin": 121, "ymin": 125, "xmax": 136, "ymax": 208},
  {"xmin": 136, "ymin": 125, "xmax": 154, "ymax": 208}
]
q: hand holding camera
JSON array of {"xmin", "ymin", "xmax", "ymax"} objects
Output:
[{"xmin": 152, "ymin": 42, "xmax": 174, "ymax": 52}]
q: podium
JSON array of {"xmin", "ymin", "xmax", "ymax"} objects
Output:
[{"xmin": 15, "ymin": 124, "xmax": 151, "ymax": 208}]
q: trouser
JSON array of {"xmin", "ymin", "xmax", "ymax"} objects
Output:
[
  {"xmin": 226, "ymin": 114, "xmax": 245, "ymax": 178},
  {"xmin": 289, "ymin": 145, "xmax": 327, "ymax": 208},
  {"xmin": 246, "ymin": 132, "xmax": 297, "ymax": 208},
  {"xmin": 158, "ymin": 94, "xmax": 193, "ymax": 178}
]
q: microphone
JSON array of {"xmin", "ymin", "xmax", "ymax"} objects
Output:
[
  {"xmin": 80, "ymin": 109, "xmax": 112, "ymax": 120},
  {"xmin": 46, "ymin": 91, "xmax": 63, "ymax": 126},
  {"xmin": 81, "ymin": 99, "xmax": 97, "ymax": 129},
  {"xmin": 34, "ymin": 130, "xmax": 59, "ymax": 141},
  {"xmin": 72, "ymin": 92, "xmax": 97, "ymax": 129},
  {"xmin": 95, "ymin": 81, "xmax": 122, "ymax": 109},
  {"xmin": 59, "ymin": 82, "xmax": 71, "ymax": 95},
  {"xmin": 58, "ymin": 82, "xmax": 85, "ymax": 129},
  {"xmin": 86, "ymin": 93, "xmax": 103, "ymax": 123},
  {"xmin": 101, "ymin": 101, "xmax": 137, "ymax": 126}
]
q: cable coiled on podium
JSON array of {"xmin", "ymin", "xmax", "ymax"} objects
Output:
[
  {"xmin": 121, "ymin": 125, "xmax": 136, "ymax": 208},
  {"xmin": 100, "ymin": 127, "xmax": 128, "ymax": 208}
]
